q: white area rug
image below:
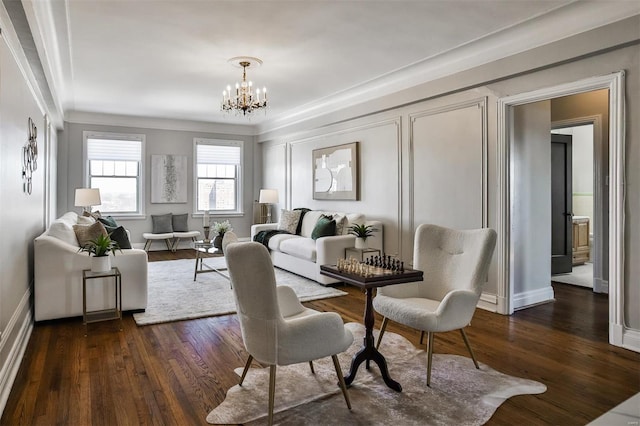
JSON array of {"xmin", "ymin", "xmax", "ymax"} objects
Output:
[
  {"xmin": 133, "ymin": 258, "xmax": 347, "ymax": 325},
  {"xmin": 206, "ymin": 322, "xmax": 547, "ymax": 425}
]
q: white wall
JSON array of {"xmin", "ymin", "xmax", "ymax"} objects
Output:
[{"xmin": 0, "ymin": 26, "xmax": 51, "ymax": 414}]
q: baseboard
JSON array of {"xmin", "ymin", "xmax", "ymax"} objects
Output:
[
  {"xmin": 0, "ymin": 290, "xmax": 34, "ymax": 417},
  {"xmin": 594, "ymin": 277, "xmax": 609, "ymax": 293},
  {"xmin": 610, "ymin": 323, "xmax": 640, "ymax": 353},
  {"xmin": 512, "ymin": 285, "xmax": 555, "ymax": 311},
  {"xmin": 477, "ymin": 292, "xmax": 498, "ymax": 312}
]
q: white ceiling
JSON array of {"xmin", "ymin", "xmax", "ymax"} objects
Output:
[{"xmin": 22, "ymin": 0, "xmax": 640, "ymax": 130}]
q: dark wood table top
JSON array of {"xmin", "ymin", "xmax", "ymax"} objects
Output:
[{"xmin": 320, "ymin": 264, "xmax": 423, "ymax": 288}]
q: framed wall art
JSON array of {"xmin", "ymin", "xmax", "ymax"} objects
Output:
[
  {"xmin": 151, "ymin": 154, "xmax": 187, "ymax": 203},
  {"xmin": 312, "ymin": 142, "xmax": 359, "ymax": 200}
]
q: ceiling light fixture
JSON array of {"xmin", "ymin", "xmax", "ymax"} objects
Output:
[{"xmin": 221, "ymin": 56, "xmax": 267, "ymax": 116}]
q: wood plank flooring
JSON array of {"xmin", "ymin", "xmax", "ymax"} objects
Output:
[{"xmin": 2, "ymin": 250, "xmax": 639, "ymax": 425}]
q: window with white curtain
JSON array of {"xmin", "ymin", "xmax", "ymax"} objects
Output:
[
  {"xmin": 194, "ymin": 138, "xmax": 243, "ymax": 214},
  {"xmin": 83, "ymin": 131, "xmax": 145, "ymax": 215}
]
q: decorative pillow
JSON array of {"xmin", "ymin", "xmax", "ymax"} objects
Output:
[
  {"xmin": 98, "ymin": 216, "xmax": 118, "ymax": 228},
  {"xmin": 82, "ymin": 210, "xmax": 102, "ymax": 220},
  {"xmin": 108, "ymin": 226, "xmax": 131, "ymax": 249},
  {"xmin": 76, "ymin": 215, "xmax": 95, "ymax": 225},
  {"xmin": 172, "ymin": 213, "xmax": 189, "ymax": 232},
  {"xmin": 152, "ymin": 213, "xmax": 173, "ymax": 234},
  {"xmin": 73, "ymin": 221, "xmax": 108, "ymax": 248},
  {"xmin": 311, "ymin": 214, "xmax": 337, "ymax": 240},
  {"xmin": 333, "ymin": 214, "xmax": 347, "ymax": 235},
  {"xmin": 278, "ymin": 209, "xmax": 302, "ymax": 234}
]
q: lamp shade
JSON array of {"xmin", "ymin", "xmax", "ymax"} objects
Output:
[
  {"xmin": 259, "ymin": 189, "xmax": 279, "ymax": 204},
  {"xmin": 74, "ymin": 188, "xmax": 101, "ymax": 207}
]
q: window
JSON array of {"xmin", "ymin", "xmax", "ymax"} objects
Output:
[
  {"xmin": 194, "ymin": 138, "xmax": 243, "ymax": 214},
  {"xmin": 83, "ymin": 132, "xmax": 145, "ymax": 216}
]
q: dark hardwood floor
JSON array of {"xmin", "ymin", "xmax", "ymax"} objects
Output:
[{"xmin": 2, "ymin": 250, "xmax": 638, "ymax": 425}]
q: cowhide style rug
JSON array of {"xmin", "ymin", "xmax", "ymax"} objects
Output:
[
  {"xmin": 207, "ymin": 322, "xmax": 546, "ymax": 425},
  {"xmin": 133, "ymin": 258, "xmax": 347, "ymax": 325}
]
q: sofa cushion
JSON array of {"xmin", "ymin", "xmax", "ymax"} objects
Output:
[
  {"xmin": 98, "ymin": 216, "xmax": 118, "ymax": 228},
  {"xmin": 152, "ymin": 213, "xmax": 173, "ymax": 233},
  {"xmin": 172, "ymin": 213, "xmax": 189, "ymax": 232},
  {"xmin": 48, "ymin": 220, "xmax": 79, "ymax": 246},
  {"xmin": 76, "ymin": 215, "xmax": 95, "ymax": 225},
  {"xmin": 278, "ymin": 209, "xmax": 302, "ymax": 234},
  {"xmin": 279, "ymin": 238, "xmax": 317, "ymax": 262},
  {"xmin": 267, "ymin": 233, "xmax": 301, "ymax": 251},
  {"xmin": 311, "ymin": 214, "xmax": 337, "ymax": 240},
  {"xmin": 73, "ymin": 221, "xmax": 108, "ymax": 248}
]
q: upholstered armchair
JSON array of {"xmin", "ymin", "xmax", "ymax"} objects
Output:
[
  {"xmin": 373, "ymin": 224, "xmax": 497, "ymax": 386},
  {"xmin": 224, "ymin": 241, "xmax": 353, "ymax": 425}
]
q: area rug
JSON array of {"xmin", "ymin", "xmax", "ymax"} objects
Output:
[
  {"xmin": 133, "ymin": 258, "xmax": 347, "ymax": 325},
  {"xmin": 206, "ymin": 322, "xmax": 546, "ymax": 425}
]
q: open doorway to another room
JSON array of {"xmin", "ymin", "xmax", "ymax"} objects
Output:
[{"xmin": 551, "ymin": 123, "xmax": 596, "ymax": 289}]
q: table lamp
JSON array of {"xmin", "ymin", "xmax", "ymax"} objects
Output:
[
  {"xmin": 259, "ymin": 189, "xmax": 279, "ymax": 223},
  {"xmin": 75, "ymin": 188, "xmax": 101, "ymax": 213}
]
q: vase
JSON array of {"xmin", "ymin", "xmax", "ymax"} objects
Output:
[
  {"xmin": 355, "ymin": 237, "xmax": 367, "ymax": 249},
  {"xmin": 213, "ymin": 234, "xmax": 224, "ymax": 251},
  {"xmin": 91, "ymin": 255, "xmax": 111, "ymax": 273}
]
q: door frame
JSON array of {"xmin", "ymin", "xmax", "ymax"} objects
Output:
[{"xmin": 497, "ymin": 71, "xmax": 626, "ymax": 348}]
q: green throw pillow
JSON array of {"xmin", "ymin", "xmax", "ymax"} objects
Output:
[
  {"xmin": 311, "ymin": 214, "xmax": 336, "ymax": 240},
  {"xmin": 108, "ymin": 226, "xmax": 132, "ymax": 249}
]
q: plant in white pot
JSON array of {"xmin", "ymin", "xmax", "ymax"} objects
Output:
[
  {"xmin": 348, "ymin": 223, "xmax": 378, "ymax": 249},
  {"xmin": 79, "ymin": 234, "xmax": 121, "ymax": 273}
]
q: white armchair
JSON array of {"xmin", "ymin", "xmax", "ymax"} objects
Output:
[
  {"xmin": 224, "ymin": 241, "xmax": 353, "ymax": 425},
  {"xmin": 373, "ymin": 223, "xmax": 497, "ymax": 386}
]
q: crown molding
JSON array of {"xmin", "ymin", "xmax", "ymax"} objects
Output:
[
  {"xmin": 65, "ymin": 110, "xmax": 255, "ymax": 135},
  {"xmin": 256, "ymin": 1, "xmax": 640, "ymax": 135}
]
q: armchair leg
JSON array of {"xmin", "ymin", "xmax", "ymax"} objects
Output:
[
  {"xmin": 268, "ymin": 365, "xmax": 276, "ymax": 426},
  {"xmin": 239, "ymin": 355, "xmax": 253, "ymax": 386},
  {"xmin": 460, "ymin": 328, "xmax": 480, "ymax": 369},
  {"xmin": 309, "ymin": 361, "xmax": 315, "ymax": 374},
  {"xmin": 425, "ymin": 332, "xmax": 434, "ymax": 387},
  {"xmin": 332, "ymin": 355, "xmax": 351, "ymax": 410},
  {"xmin": 376, "ymin": 317, "xmax": 389, "ymax": 349}
]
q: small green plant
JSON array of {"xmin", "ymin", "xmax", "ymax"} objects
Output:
[
  {"xmin": 212, "ymin": 220, "xmax": 233, "ymax": 236},
  {"xmin": 348, "ymin": 223, "xmax": 378, "ymax": 240},
  {"xmin": 78, "ymin": 234, "xmax": 121, "ymax": 257}
]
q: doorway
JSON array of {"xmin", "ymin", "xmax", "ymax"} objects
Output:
[
  {"xmin": 551, "ymin": 123, "xmax": 600, "ymax": 290},
  {"xmin": 496, "ymin": 72, "xmax": 625, "ymax": 348}
]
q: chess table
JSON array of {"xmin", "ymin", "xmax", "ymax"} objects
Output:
[{"xmin": 320, "ymin": 263, "xmax": 423, "ymax": 392}]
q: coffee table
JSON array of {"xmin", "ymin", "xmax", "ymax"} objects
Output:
[
  {"xmin": 320, "ymin": 263, "xmax": 423, "ymax": 392},
  {"xmin": 193, "ymin": 240, "xmax": 228, "ymax": 281}
]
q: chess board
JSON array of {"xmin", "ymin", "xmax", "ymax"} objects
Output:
[{"xmin": 320, "ymin": 263, "xmax": 423, "ymax": 288}]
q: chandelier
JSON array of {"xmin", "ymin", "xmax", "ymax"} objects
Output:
[{"xmin": 221, "ymin": 56, "xmax": 267, "ymax": 116}]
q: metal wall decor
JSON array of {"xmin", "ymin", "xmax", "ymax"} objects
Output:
[{"xmin": 22, "ymin": 117, "xmax": 38, "ymax": 194}]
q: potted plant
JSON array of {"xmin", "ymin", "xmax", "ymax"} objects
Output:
[
  {"xmin": 348, "ymin": 223, "xmax": 378, "ymax": 249},
  {"xmin": 212, "ymin": 220, "xmax": 233, "ymax": 250},
  {"xmin": 79, "ymin": 233, "xmax": 122, "ymax": 272}
]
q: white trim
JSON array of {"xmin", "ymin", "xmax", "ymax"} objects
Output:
[
  {"xmin": 192, "ymin": 138, "xmax": 245, "ymax": 215},
  {"xmin": 478, "ymin": 292, "xmax": 498, "ymax": 313},
  {"xmin": 0, "ymin": 291, "xmax": 33, "ymax": 417},
  {"xmin": 82, "ymin": 131, "xmax": 146, "ymax": 216},
  {"xmin": 497, "ymin": 71, "xmax": 627, "ymax": 350},
  {"xmin": 512, "ymin": 286, "xmax": 555, "ymax": 311}
]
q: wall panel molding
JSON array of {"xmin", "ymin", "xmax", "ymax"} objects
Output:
[{"xmin": 408, "ymin": 97, "xmax": 488, "ymax": 233}]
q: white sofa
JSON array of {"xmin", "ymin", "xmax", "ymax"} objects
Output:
[
  {"xmin": 34, "ymin": 212, "xmax": 148, "ymax": 321},
  {"xmin": 251, "ymin": 210, "xmax": 383, "ymax": 285}
]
